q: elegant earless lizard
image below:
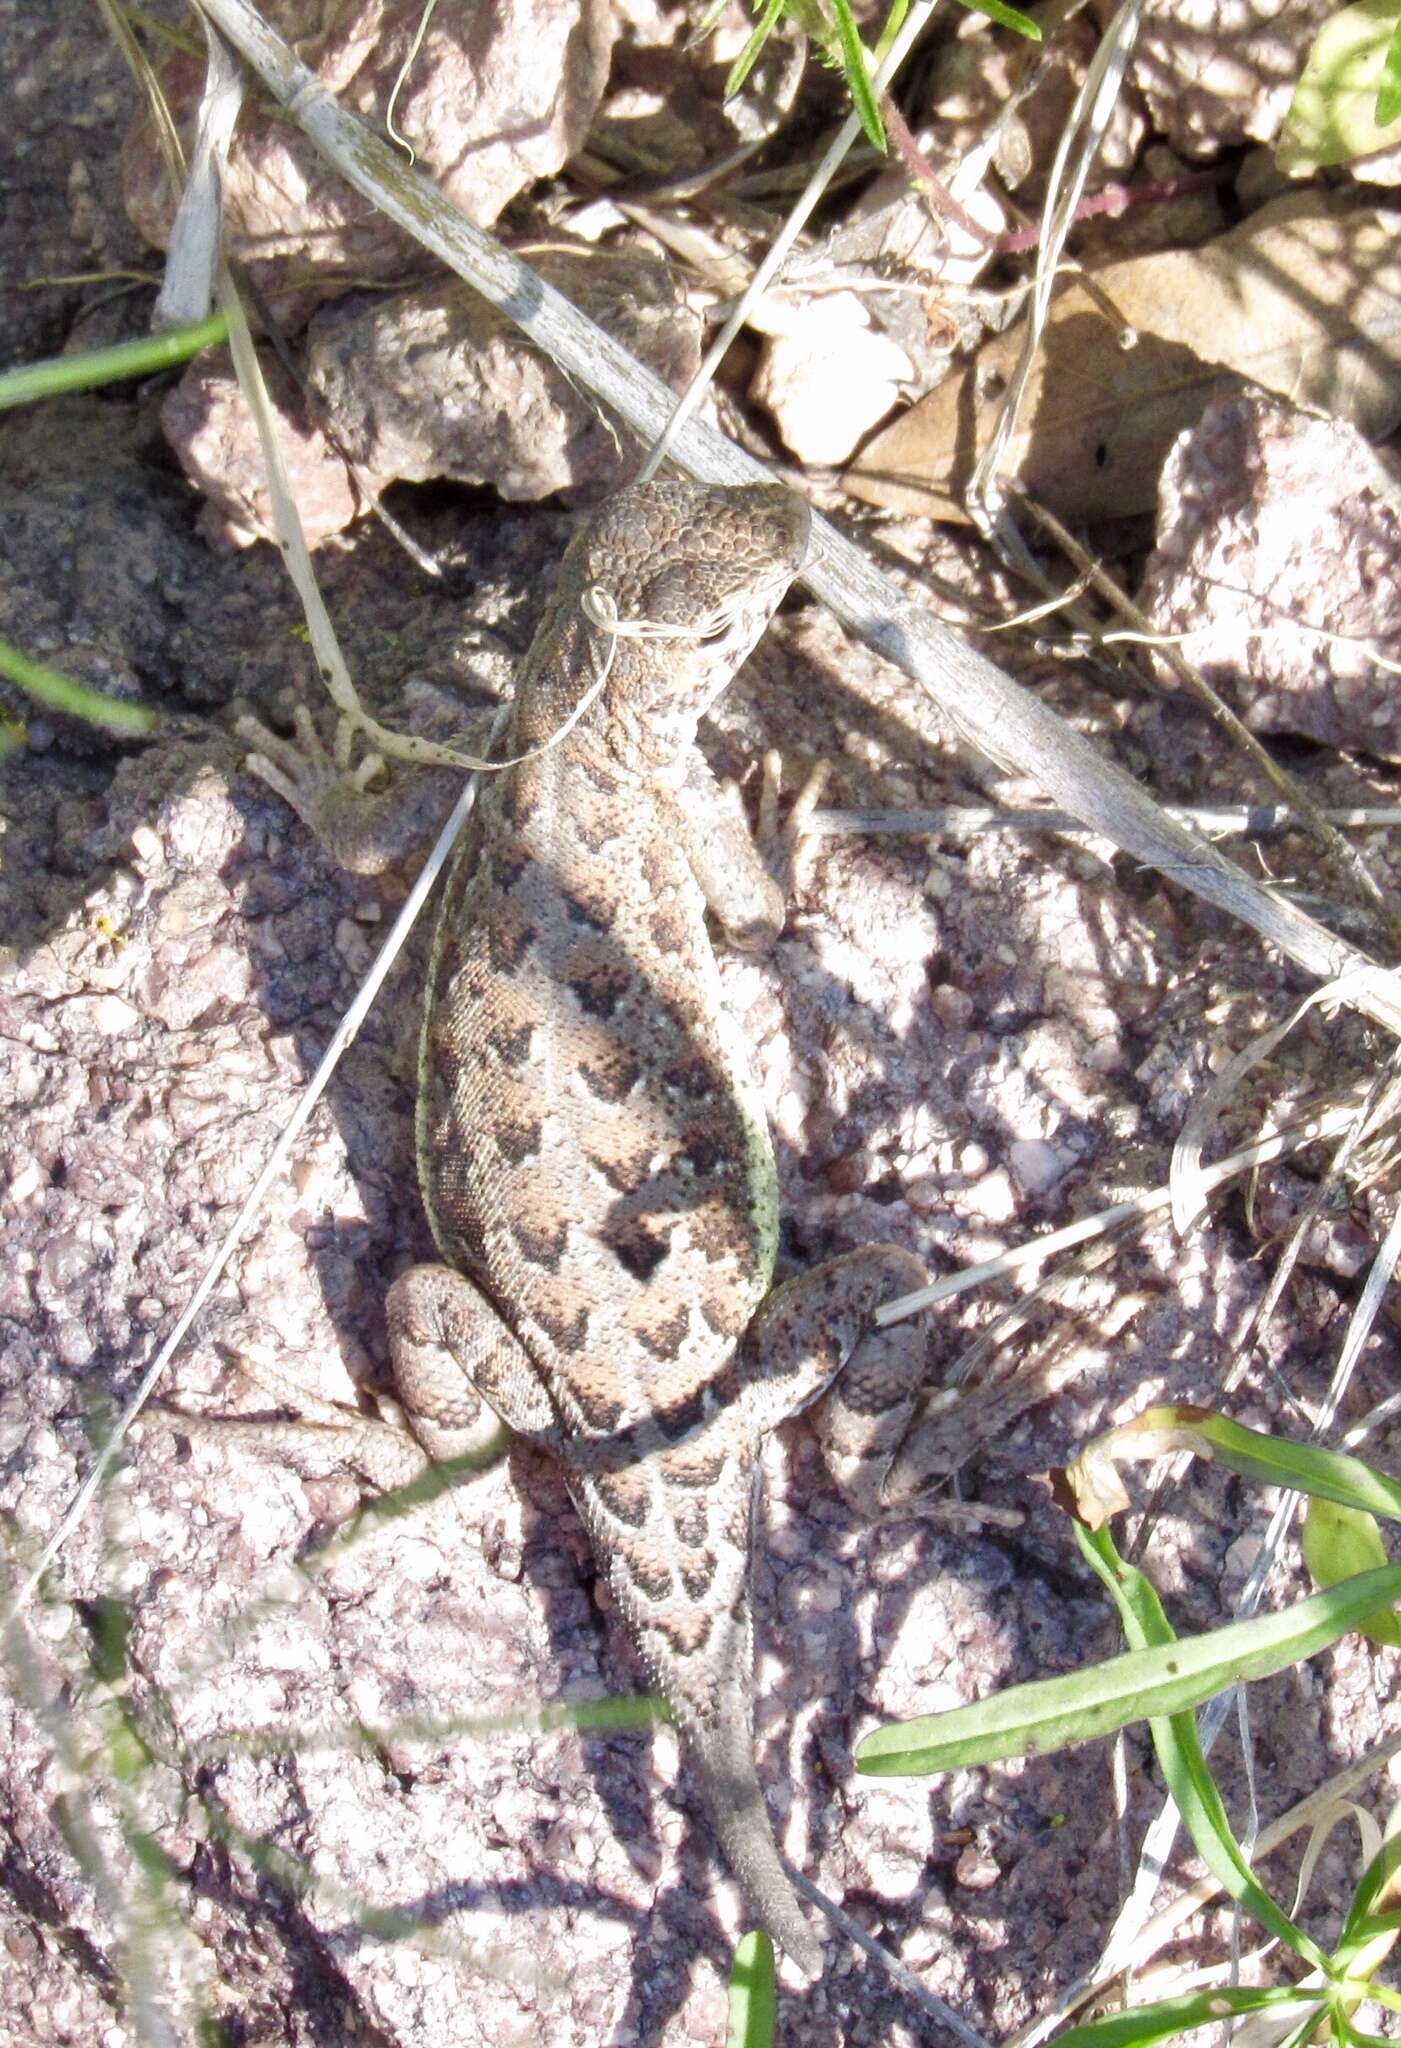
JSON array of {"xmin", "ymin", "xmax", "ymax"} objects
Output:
[{"xmin": 234, "ymin": 481, "xmax": 936, "ymax": 1979}]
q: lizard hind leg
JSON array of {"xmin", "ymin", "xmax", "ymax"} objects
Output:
[
  {"xmin": 384, "ymin": 1263, "xmax": 558, "ymax": 1460},
  {"xmin": 741, "ymin": 1244, "xmax": 932, "ymax": 1519}
]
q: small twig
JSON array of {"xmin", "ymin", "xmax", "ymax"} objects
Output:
[{"xmin": 808, "ymin": 802, "xmax": 1401, "ymax": 843}]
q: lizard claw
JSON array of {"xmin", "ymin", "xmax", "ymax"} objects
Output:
[
  {"xmin": 758, "ymin": 749, "xmax": 829, "ymax": 898},
  {"xmin": 232, "ymin": 705, "xmax": 411, "ymax": 873},
  {"xmin": 147, "ymin": 1343, "xmax": 431, "ymax": 1496}
]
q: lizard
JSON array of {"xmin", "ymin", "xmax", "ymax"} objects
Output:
[{"xmin": 227, "ymin": 479, "xmax": 938, "ymax": 1981}]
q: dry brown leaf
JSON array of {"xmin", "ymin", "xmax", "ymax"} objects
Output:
[{"xmin": 844, "ymin": 194, "xmax": 1401, "ymax": 524}]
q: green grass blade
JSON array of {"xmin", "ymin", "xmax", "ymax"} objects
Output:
[
  {"xmin": 954, "ymin": 0, "xmax": 1042, "ymax": 37},
  {"xmin": 1341, "ymin": 1826, "xmax": 1401, "ymax": 1946},
  {"xmin": 0, "ymin": 636, "xmax": 156, "ymax": 735},
  {"xmin": 687, "ymin": 0, "xmax": 730, "ymax": 46},
  {"xmin": 828, "ymin": 0, "xmax": 887, "ymax": 148},
  {"xmin": 855, "ymin": 1564, "xmax": 1401, "ymax": 1774},
  {"xmin": 1147, "ymin": 1707, "xmax": 1328, "ymax": 1968},
  {"xmin": 1078, "ymin": 1525, "xmax": 1328, "ymax": 1970},
  {"xmin": 1168, "ymin": 1410, "xmax": 1401, "ymax": 1523},
  {"xmin": 726, "ymin": 1931, "xmax": 777, "ymax": 2047},
  {"xmin": 871, "ymin": 0, "xmax": 912, "ymax": 61},
  {"xmin": 1277, "ymin": 2015, "xmax": 1339, "ymax": 2048},
  {"xmin": 0, "ymin": 313, "xmax": 227, "ymax": 413},
  {"xmin": 724, "ymin": 0, "xmax": 786, "ymax": 98},
  {"xmin": 1050, "ymin": 1985, "xmax": 1318, "ymax": 2047}
]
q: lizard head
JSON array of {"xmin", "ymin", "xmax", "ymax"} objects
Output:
[{"xmin": 561, "ymin": 481, "xmax": 812, "ymax": 773}]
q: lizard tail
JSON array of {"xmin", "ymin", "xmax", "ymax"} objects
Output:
[{"xmin": 682, "ymin": 1714, "xmax": 825, "ymax": 1981}]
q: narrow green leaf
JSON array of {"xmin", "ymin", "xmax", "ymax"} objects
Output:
[
  {"xmin": 1050, "ymin": 1985, "xmax": 1318, "ymax": 2048},
  {"xmin": 1169, "ymin": 1411, "xmax": 1401, "ymax": 1525},
  {"xmin": 1341, "ymin": 1826, "xmax": 1401, "ymax": 1945},
  {"xmin": 1075, "ymin": 1521, "xmax": 1174, "ymax": 1649},
  {"xmin": 1303, "ymin": 1499, "xmax": 1401, "ymax": 1648},
  {"xmin": 954, "ymin": 0, "xmax": 1042, "ymax": 38},
  {"xmin": 871, "ymin": 0, "xmax": 913, "ymax": 62},
  {"xmin": 1078, "ymin": 1526, "xmax": 1327, "ymax": 1971},
  {"xmin": 855, "ymin": 1565, "xmax": 1401, "ymax": 1774},
  {"xmin": 1337, "ymin": 1905, "xmax": 1401, "ymax": 1971},
  {"xmin": 686, "ymin": 0, "xmax": 731, "ymax": 49},
  {"xmin": 0, "ymin": 313, "xmax": 228, "ymax": 413},
  {"xmin": 726, "ymin": 1931, "xmax": 777, "ymax": 2048},
  {"xmin": 1327, "ymin": 2021, "xmax": 1401, "ymax": 2045},
  {"xmin": 1149, "ymin": 1705, "xmax": 1328, "ymax": 1968},
  {"xmin": 1277, "ymin": 2015, "xmax": 1339, "ymax": 2048},
  {"xmin": 724, "ymin": 0, "xmax": 786, "ymax": 100},
  {"xmin": 828, "ymin": 0, "xmax": 887, "ymax": 149},
  {"xmin": 0, "ymin": 636, "xmax": 156, "ymax": 735}
]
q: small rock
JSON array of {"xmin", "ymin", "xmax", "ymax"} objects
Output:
[
  {"xmin": 1131, "ymin": 0, "xmax": 1336, "ymax": 155},
  {"xmin": 954, "ymin": 1842, "xmax": 1002, "ymax": 1890},
  {"xmin": 751, "ymin": 291, "xmax": 913, "ymax": 467},
  {"xmin": 1140, "ymin": 394, "xmax": 1401, "ymax": 757},
  {"xmin": 123, "ymin": 0, "xmax": 615, "ymax": 310}
]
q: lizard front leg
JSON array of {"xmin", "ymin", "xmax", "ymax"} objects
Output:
[
  {"xmin": 237, "ymin": 702, "xmax": 497, "ymax": 877},
  {"xmin": 671, "ymin": 749, "xmax": 827, "ymax": 951}
]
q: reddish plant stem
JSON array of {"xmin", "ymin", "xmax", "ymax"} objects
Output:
[
  {"xmin": 880, "ymin": 90, "xmax": 1231, "ymax": 258},
  {"xmin": 996, "ymin": 168, "xmax": 1232, "ymax": 252}
]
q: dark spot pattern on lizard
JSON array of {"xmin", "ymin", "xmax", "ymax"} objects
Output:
[
  {"xmin": 620, "ymin": 1543, "xmax": 675, "ymax": 1604},
  {"xmin": 577, "ymin": 1050, "xmax": 644, "ymax": 1103},
  {"xmin": 659, "ymin": 1052, "xmax": 719, "ymax": 1104},
  {"xmin": 485, "ymin": 905, "xmax": 537, "ymax": 974},
  {"xmin": 606, "ymin": 1220, "xmax": 669, "ymax": 1282},
  {"xmin": 239, "ymin": 482, "xmax": 949, "ymax": 1983},
  {"xmin": 661, "ymin": 1440, "xmax": 730, "ymax": 1489},
  {"xmin": 487, "ymin": 1019, "xmax": 535, "ymax": 1069},
  {"xmin": 567, "ymin": 955, "xmax": 634, "ymax": 1020},
  {"xmin": 592, "ymin": 1469, "xmax": 650, "ymax": 1528},
  {"xmin": 636, "ymin": 1304, "xmax": 695, "ymax": 1363},
  {"xmin": 509, "ymin": 1216, "xmax": 570, "ymax": 1271},
  {"xmin": 491, "ymin": 1117, "xmax": 544, "ymax": 1168},
  {"xmin": 528, "ymin": 1302, "xmax": 591, "ymax": 1357},
  {"xmin": 563, "ymin": 889, "xmax": 612, "ymax": 932},
  {"xmin": 680, "ymin": 1550, "xmax": 718, "ymax": 1600}
]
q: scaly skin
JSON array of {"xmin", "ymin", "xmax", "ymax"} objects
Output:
[{"xmin": 237, "ymin": 482, "xmax": 934, "ymax": 1978}]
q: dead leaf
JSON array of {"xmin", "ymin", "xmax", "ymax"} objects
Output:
[{"xmin": 845, "ymin": 193, "xmax": 1401, "ymax": 524}]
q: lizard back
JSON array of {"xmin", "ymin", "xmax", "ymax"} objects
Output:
[
  {"xmin": 415, "ymin": 482, "xmax": 824, "ymax": 1973},
  {"xmin": 416, "ymin": 484, "xmax": 812, "ymax": 1691}
]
